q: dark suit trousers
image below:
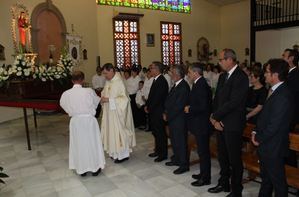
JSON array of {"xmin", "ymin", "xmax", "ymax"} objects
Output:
[
  {"xmin": 258, "ymin": 153, "xmax": 288, "ymax": 197},
  {"xmin": 150, "ymin": 113, "xmax": 168, "ymax": 158},
  {"xmin": 130, "ymin": 94, "xmax": 139, "ymax": 127},
  {"xmin": 217, "ymin": 131, "xmax": 243, "ymax": 195},
  {"xmin": 169, "ymin": 121, "xmax": 189, "ymax": 169},
  {"xmin": 193, "ymin": 132, "xmax": 211, "ymax": 181}
]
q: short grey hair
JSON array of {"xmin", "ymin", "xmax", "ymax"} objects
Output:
[
  {"xmin": 152, "ymin": 61, "xmax": 164, "ymax": 74},
  {"xmin": 172, "ymin": 65, "xmax": 185, "ymax": 78},
  {"xmin": 223, "ymin": 48, "xmax": 237, "ymax": 62},
  {"xmin": 190, "ymin": 62, "xmax": 204, "ymax": 76}
]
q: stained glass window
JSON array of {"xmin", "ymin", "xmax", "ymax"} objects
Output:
[
  {"xmin": 161, "ymin": 22, "xmax": 182, "ymax": 66},
  {"xmin": 97, "ymin": 0, "xmax": 191, "ymax": 13},
  {"xmin": 114, "ymin": 19, "xmax": 140, "ymax": 69}
]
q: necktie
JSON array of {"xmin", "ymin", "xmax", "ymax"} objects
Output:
[
  {"xmin": 170, "ymin": 84, "xmax": 176, "ymax": 92},
  {"xmin": 225, "ymin": 73, "xmax": 229, "ymax": 82},
  {"xmin": 267, "ymin": 88, "xmax": 273, "ymax": 99}
]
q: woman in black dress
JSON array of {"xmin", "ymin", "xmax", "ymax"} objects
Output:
[{"xmin": 246, "ymin": 67, "xmax": 268, "ymax": 124}]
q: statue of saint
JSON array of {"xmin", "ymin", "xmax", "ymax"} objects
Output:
[{"xmin": 18, "ymin": 11, "xmax": 30, "ymax": 51}]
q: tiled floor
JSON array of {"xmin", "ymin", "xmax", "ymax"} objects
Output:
[{"xmin": 0, "ymin": 114, "xmax": 276, "ymax": 196}]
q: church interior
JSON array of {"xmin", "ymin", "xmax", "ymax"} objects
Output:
[{"xmin": 0, "ymin": 0, "xmax": 299, "ymax": 196}]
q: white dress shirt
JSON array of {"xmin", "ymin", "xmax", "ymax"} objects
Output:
[
  {"xmin": 126, "ymin": 75, "xmax": 141, "ymax": 95},
  {"xmin": 142, "ymin": 77, "xmax": 154, "ymax": 100},
  {"xmin": 227, "ymin": 64, "xmax": 238, "ymax": 79}
]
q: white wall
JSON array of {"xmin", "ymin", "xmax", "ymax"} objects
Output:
[
  {"xmin": 220, "ymin": 0, "xmax": 250, "ymax": 63},
  {"xmin": 256, "ymin": 27, "xmax": 299, "ymax": 64}
]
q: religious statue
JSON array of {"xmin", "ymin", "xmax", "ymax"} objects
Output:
[{"xmin": 18, "ymin": 11, "xmax": 30, "ymax": 52}]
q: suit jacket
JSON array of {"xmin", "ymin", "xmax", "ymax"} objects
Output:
[
  {"xmin": 146, "ymin": 74, "xmax": 169, "ymax": 116},
  {"xmin": 212, "ymin": 66, "xmax": 249, "ymax": 132},
  {"xmin": 256, "ymin": 83, "xmax": 294, "ymax": 157},
  {"xmin": 187, "ymin": 77, "xmax": 212, "ymax": 135},
  {"xmin": 286, "ymin": 67, "xmax": 299, "ymax": 124},
  {"xmin": 165, "ymin": 79, "xmax": 190, "ymax": 123}
]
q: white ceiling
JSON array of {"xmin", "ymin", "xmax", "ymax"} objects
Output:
[{"xmin": 205, "ymin": 0, "xmax": 246, "ymax": 6}]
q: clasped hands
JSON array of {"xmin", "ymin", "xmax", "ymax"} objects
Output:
[{"xmin": 209, "ymin": 115, "xmax": 224, "ymax": 131}]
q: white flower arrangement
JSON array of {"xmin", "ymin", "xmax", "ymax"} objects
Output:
[
  {"xmin": 11, "ymin": 54, "xmax": 33, "ymax": 79},
  {"xmin": 0, "ymin": 65, "xmax": 10, "ymax": 86},
  {"xmin": 32, "ymin": 53, "xmax": 74, "ymax": 82},
  {"xmin": 0, "ymin": 53, "xmax": 74, "ymax": 87}
]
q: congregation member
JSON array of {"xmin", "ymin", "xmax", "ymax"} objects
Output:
[
  {"xmin": 101, "ymin": 63, "xmax": 136, "ymax": 163},
  {"xmin": 142, "ymin": 68, "xmax": 154, "ymax": 100},
  {"xmin": 163, "ymin": 65, "xmax": 173, "ymax": 91},
  {"xmin": 211, "ymin": 65, "xmax": 221, "ymax": 91},
  {"xmin": 92, "ymin": 65, "xmax": 106, "ymax": 93},
  {"xmin": 139, "ymin": 67, "xmax": 147, "ymax": 81},
  {"xmin": 203, "ymin": 63, "xmax": 213, "ymax": 87},
  {"xmin": 135, "ymin": 80, "xmax": 146, "ymax": 129},
  {"xmin": 91, "ymin": 65, "xmax": 106, "ymax": 118},
  {"xmin": 164, "ymin": 65, "xmax": 190, "ymax": 174},
  {"xmin": 60, "ymin": 71, "xmax": 105, "ymax": 177},
  {"xmin": 251, "ymin": 59, "xmax": 294, "ymax": 197},
  {"xmin": 126, "ymin": 67, "xmax": 142, "ymax": 127},
  {"xmin": 283, "ymin": 48, "xmax": 299, "ymax": 170},
  {"xmin": 141, "ymin": 69, "xmax": 154, "ymax": 131},
  {"xmin": 145, "ymin": 61, "xmax": 169, "ymax": 162},
  {"xmin": 185, "ymin": 63, "xmax": 212, "ymax": 186},
  {"xmin": 246, "ymin": 67, "xmax": 267, "ymax": 124},
  {"xmin": 209, "ymin": 49, "xmax": 249, "ymax": 197}
]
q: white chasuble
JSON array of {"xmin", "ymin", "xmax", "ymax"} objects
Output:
[
  {"xmin": 101, "ymin": 73, "xmax": 136, "ymax": 159},
  {"xmin": 60, "ymin": 84, "xmax": 105, "ymax": 174}
]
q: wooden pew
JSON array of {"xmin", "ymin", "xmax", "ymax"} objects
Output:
[{"xmin": 242, "ymin": 123, "xmax": 299, "ymax": 190}]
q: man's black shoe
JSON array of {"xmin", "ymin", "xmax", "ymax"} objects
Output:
[
  {"xmin": 114, "ymin": 157, "xmax": 129, "ymax": 164},
  {"xmin": 191, "ymin": 179, "xmax": 211, "ymax": 187},
  {"xmin": 173, "ymin": 167, "xmax": 189, "ymax": 174},
  {"xmin": 148, "ymin": 152, "xmax": 158, "ymax": 157},
  {"xmin": 192, "ymin": 173, "xmax": 202, "ymax": 180},
  {"xmin": 92, "ymin": 168, "xmax": 101, "ymax": 176},
  {"xmin": 154, "ymin": 157, "xmax": 167, "ymax": 162},
  {"xmin": 208, "ymin": 184, "xmax": 230, "ymax": 193},
  {"xmin": 80, "ymin": 172, "xmax": 87, "ymax": 177}
]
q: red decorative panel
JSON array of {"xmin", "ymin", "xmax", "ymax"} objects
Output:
[
  {"xmin": 114, "ymin": 19, "xmax": 140, "ymax": 69},
  {"xmin": 161, "ymin": 22, "xmax": 182, "ymax": 66}
]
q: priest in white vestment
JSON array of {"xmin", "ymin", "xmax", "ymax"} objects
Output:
[
  {"xmin": 100, "ymin": 63, "xmax": 136, "ymax": 163},
  {"xmin": 60, "ymin": 71, "xmax": 105, "ymax": 176}
]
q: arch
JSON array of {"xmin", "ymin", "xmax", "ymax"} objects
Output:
[{"xmin": 31, "ymin": 0, "xmax": 67, "ymax": 63}]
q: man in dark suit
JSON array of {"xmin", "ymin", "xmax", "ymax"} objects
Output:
[
  {"xmin": 252, "ymin": 59, "xmax": 294, "ymax": 197},
  {"xmin": 185, "ymin": 63, "xmax": 212, "ymax": 187},
  {"xmin": 209, "ymin": 49, "xmax": 249, "ymax": 197},
  {"xmin": 164, "ymin": 65, "xmax": 190, "ymax": 174},
  {"xmin": 283, "ymin": 49, "xmax": 299, "ymax": 169},
  {"xmin": 145, "ymin": 61, "xmax": 169, "ymax": 162}
]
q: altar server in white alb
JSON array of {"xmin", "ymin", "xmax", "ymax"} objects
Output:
[
  {"xmin": 101, "ymin": 63, "xmax": 136, "ymax": 163},
  {"xmin": 60, "ymin": 71, "xmax": 105, "ymax": 177}
]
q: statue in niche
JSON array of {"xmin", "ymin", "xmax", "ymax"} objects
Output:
[
  {"xmin": 18, "ymin": 11, "xmax": 30, "ymax": 51},
  {"xmin": 197, "ymin": 37, "xmax": 210, "ymax": 62},
  {"xmin": 11, "ymin": 3, "xmax": 33, "ymax": 54}
]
